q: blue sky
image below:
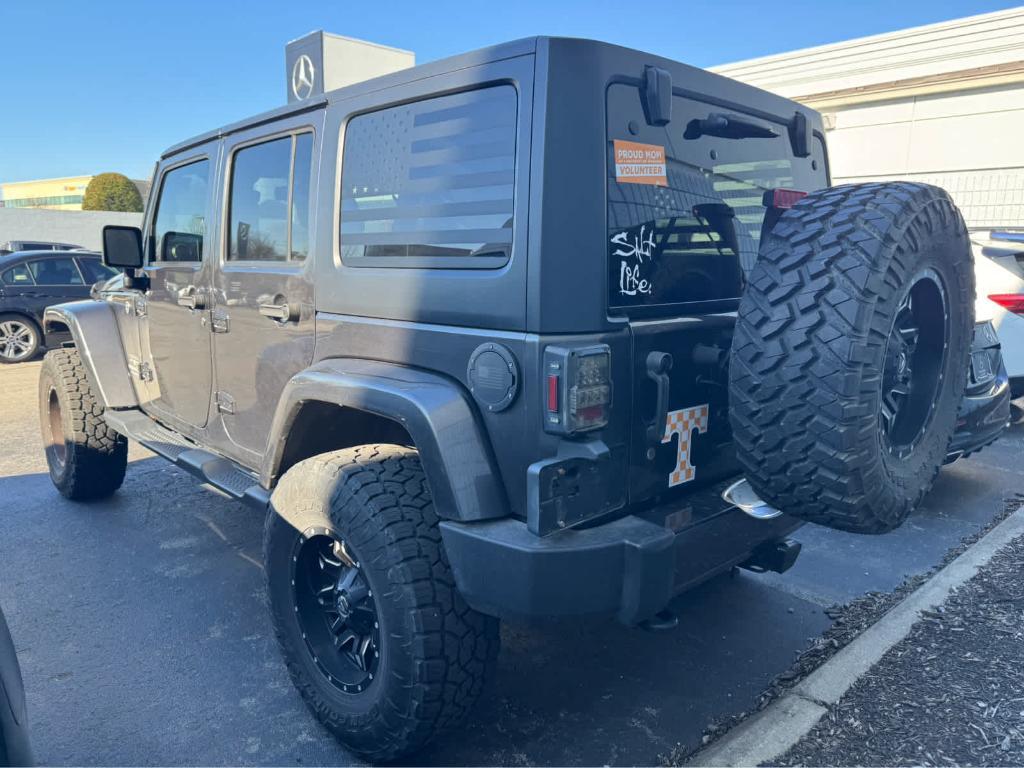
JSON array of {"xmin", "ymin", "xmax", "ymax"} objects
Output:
[{"xmin": 1, "ymin": 0, "xmax": 1018, "ymax": 182}]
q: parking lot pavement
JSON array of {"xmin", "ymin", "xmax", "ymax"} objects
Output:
[{"xmin": 1, "ymin": 359, "xmax": 1022, "ymax": 766}]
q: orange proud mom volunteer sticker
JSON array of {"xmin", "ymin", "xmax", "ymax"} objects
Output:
[{"xmin": 613, "ymin": 140, "xmax": 667, "ymax": 186}]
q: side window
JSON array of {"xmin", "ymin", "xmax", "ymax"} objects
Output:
[
  {"xmin": 228, "ymin": 132, "xmax": 314, "ymax": 262},
  {"xmin": 1, "ymin": 264, "xmax": 33, "ymax": 285},
  {"xmin": 28, "ymin": 258, "xmax": 83, "ymax": 285},
  {"xmin": 340, "ymin": 86, "xmax": 517, "ymax": 268},
  {"xmin": 78, "ymin": 258, "xmax": 119, "ymax": 283},
  {"xmin": 152, "ymin": 159, "xmax": 210, "ymax": 263}
]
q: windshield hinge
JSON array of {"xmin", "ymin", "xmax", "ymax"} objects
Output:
[{"xmin": 641, "ymin": 65, "xmax": 672, "ymax": 126}]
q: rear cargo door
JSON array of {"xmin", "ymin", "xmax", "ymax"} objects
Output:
[{"xmin": 605, "ymin": 81, "xmax": 828, "ymax": 507}]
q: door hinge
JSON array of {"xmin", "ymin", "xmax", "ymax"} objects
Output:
[
  {"xmin": 207, "ymin": 308, "xmax": 230, "ymax": 333},
  {"xmin": 215, "ymin": 390, "xmax": 236, "ymax": 415},
  {"xmin": 127, "ymin": 356, "xmax": 154, "ymax": 382},
  {"xmin": 134, "ymin": 295, "xmax": 147, "ymax": 317}
]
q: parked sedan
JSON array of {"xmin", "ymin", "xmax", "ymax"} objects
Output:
[{"xmin": 0, "ymin": 250, "xmax": 118, "ymax": 363}]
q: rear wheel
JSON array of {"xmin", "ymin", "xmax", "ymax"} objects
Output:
[
  {"xmin": 265, "ymin": 444, "xmax": 499, "ymax": 761},
  {"xmin": 38, "ymin": 348, "xmax": 128, "ymax": 500},
  {"xmin": 0, "ymin": 315, "xmax": 41, "ymax": 364},
  {"xmin": 730, "ymin": 182, "xmax": 973, "ymax": 533}
]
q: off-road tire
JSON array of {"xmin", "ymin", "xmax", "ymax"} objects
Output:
[
  {"xmin": 38, "ymin": 348, "xmax": 128, "ymax": 500},
  {"xmin": 730, "ymin": 182, "xmax": 973, "ymax": 533},
  {"xmin": 0, "ymin": 314, "xmax": 41, "ymax": 364},
  {"xmin": 264, "ymin": 444, "xmax": 499, "ymax": 761}
]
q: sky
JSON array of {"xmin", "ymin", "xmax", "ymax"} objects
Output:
[{"xmin": 0, "ymin": 0, "xmax": 1019, "ymax": 182}]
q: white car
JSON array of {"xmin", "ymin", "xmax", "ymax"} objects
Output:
[{"xmin": 973, "ymin": 230, "xmax": 1024, "ymax": 397}]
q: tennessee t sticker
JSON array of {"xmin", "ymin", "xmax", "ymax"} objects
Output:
[
  {"xmin": 613, "ymin": 140, "xmax": 667, "ymax": 186},
  {"xmin": 663, "ymin": 404, "xmax": 709, "ymax": 487}
]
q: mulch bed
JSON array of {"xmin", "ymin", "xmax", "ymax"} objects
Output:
[
  {"xmin": 776, "ymin": 529, "xmax": 1024, "ymax": 766},
  {"xmin": 661, "ymin": 494, "xmax": 1024, "ymax": 766}
]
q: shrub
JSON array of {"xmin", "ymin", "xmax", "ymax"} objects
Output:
[{"xmin": 82, "ymin": 173, "xmax": 143, "ymax": 212}]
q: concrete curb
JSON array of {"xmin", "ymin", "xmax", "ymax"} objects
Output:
[{"xmin": 689, "ymin": 503, "xmax": 1024, "ymax": 767}]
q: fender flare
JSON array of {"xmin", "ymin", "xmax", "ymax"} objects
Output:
[
  {"xmin": 43, "ymin": 301, "xmax": 137, "ymax": 409},
  {"xmin": 262, "ymin": 358, "xmax": 509, "ymax": 523}
]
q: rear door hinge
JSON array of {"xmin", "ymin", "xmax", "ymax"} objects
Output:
[
  {"xmin": 210, "ymin": 308, "xmax": 230, "ymax": 333},
  {"xmin": 127, "ymin": 356, "xmax": 154, "ymax": 382},
  {"xmin": 215, "ymin": 390, "xmax": 236, "ymax": 415}
]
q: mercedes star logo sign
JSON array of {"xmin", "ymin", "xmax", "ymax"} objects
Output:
[{"xmin": 291, "ymin": 54, "xmax": 315, "ymax": 101}]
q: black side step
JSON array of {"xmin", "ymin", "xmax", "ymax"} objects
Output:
[{"xmin": 104, "ymin": 410, "xmax": 271, "ymax": 511}]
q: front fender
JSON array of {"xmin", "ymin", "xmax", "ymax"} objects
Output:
[
  {"xmin": 263, "ymin": 358, "xmax": 508, "ymax": 522},
  {"xmin": 43, "ymin": 301, "xmax": 137, "ymax": 409}
]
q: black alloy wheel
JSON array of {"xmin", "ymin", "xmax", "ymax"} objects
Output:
[
  {"xmin": 879, "ymin": 269, "xmax": 950, "ymax": 458},
  {"xmin": 292, "ymin": 531, "xmax": 380, "ymax": 694}
]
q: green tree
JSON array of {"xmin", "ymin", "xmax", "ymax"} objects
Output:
[{"xmin": 82, "ymin": 173, "xmax": 144, "ymax": 212}]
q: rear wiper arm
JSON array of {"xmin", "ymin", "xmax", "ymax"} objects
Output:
[{"xmin": 684, "ymin": 112, "xmax": 779, "ymax": 140}]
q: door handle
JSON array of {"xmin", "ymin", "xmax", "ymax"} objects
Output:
[
  {"xmin": 258, "ymin": 302, "xmax": 300, "ymax": 322},
  {"xmin": 177, "ymin": 289, "xmax": 206, "ymax": 310},
  {"xmin": 645, "ymin": 351, "xmax": 673, "ymax": 445}
]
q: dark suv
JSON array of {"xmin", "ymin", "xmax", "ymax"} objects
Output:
[
  {"xmin": 37, "ymin": 37, "xmax": 1009, "ymax": 759},
  {"xmin": 0, "ymin": 250, "xmax": 117, "ymax": 362}
]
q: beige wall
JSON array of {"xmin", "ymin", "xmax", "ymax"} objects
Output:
[{"xmin": 712, "ymin": 7, "xmax": 1024, "ymax": 229}]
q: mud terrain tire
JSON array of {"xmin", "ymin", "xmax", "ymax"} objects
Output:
[
  {"xmin": 38, "ymin": 348, "xmax": 128, "ymax": 500},
  {"xmin": 265, "ymin": 444, "xmax": 499, "ymax": 761},
  {"xmin": 730, "ymin": 182, "xmax": 973, "ymax": 533}
]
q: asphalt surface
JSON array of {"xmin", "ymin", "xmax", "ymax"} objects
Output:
[
  {"xmin": 0, "ymin": 360, "xmax": 1022, "ymax": 766},
  {"xmin": 777, "ymin": 532, "xmax": 1024, "ymax": 767}
]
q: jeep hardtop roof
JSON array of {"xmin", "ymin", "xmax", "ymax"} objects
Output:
[{"xmin": 162, "ymin": 36, "xmax": 820, "ymax": 160}]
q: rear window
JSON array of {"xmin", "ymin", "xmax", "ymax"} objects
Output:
[
  {"xmin": 606, "ymin": 83, "xmax": 827, "ymax": 313},
  {"xmin": 339, "ymin": 85, "xmax": 517, "ymax": 269}
]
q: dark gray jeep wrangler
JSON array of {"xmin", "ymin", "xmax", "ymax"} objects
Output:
[{"xmin": 38, "ymin": 37, "xmax": 1010, "ymax": 759}]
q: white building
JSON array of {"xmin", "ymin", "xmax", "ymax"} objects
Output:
[{"xmin": 713, "ymin": 6, "xmax": 1024, "ymax": 230}]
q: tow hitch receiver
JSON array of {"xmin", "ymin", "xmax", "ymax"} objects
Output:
[{"xmin": 740, "ymin": 539, "xmax": 802, "ymax": 574}]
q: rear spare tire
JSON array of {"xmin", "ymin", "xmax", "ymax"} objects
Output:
[{"xmin": 730, "ymin": 182, "xmax": 973, "ymax": 533}]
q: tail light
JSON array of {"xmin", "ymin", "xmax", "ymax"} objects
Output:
[
  {"xmin": 543, "ymin": 345, "xmax": 612, "ymax": 435},
  {"xmin": 988, "ymin": 293, "xmax": 1024, "ymax": 315},
  {"xmin": 762, "ymin": 188, "xmax": 808, "ymax": 209}
]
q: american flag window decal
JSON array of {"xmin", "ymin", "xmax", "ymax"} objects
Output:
[{"xmin": 340, "ymin": 85, "xmax": 517, "ymax": 269}]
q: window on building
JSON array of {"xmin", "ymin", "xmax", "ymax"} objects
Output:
[
  {"xmin": 152, "ymin": 159, "xmax": 210, "ymax": 262},
  {"xmin": 0, "ymin": 264, "xmax": 33, "ymax": 285},
  {"xmin": 27, "ymin": 258, "xmax": 84, "ymax": 285},
  {"xmin": 340, "ymin": 86, "xmax": 517, "ymax": 268},
  {"xmin": 228, "ymin": 132, "xmax": 314, "ymax": 262}
]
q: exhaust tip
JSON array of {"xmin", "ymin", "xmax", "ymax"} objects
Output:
[{"xmin": 722, "ymin": 478, "xmax": 783, "ymax": 520}]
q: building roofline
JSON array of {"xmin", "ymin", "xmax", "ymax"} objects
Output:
[{"xmin": 712, "ymin": 6, "xmax": 1024, "ymax": 74}]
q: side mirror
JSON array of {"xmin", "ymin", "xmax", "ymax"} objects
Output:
[{"xmin": 102, "ymin": 225, "xmax": 144, "ymax": 269}]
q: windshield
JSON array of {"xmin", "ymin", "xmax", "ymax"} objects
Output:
[{"xmin": 606, "ymin": 83, "xmax": 828, "ymax": 314}]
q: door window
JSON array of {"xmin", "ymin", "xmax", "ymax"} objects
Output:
[
  {"xmin": 0, "ymin": 264, "xmax": 33, "ymax": 285},
  {"xmin": 152, "ymin": 159, "xmax": 210, "ymax": 263},
  {"xmin": 27, "ymin": 258, "xmax": 84, "ymax": 285},
  {"xmin": 228, "ymin": 132, "xmax": 314, "ymax": 262},
  {"xmin": 77, "ymin": 258, "xmax": 119, "ymax": 283}
]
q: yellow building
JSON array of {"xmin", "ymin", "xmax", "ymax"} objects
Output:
[{"xmin": 0, "ymin": 175, "xmax": 149, "ymax": 210}]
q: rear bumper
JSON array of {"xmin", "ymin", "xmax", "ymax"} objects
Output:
[
  {"xmin": 948, "ymin": 321, "xmax": 1012, "ymax": 461},
  {"xmin": 440, "ymin": 479, "xmax": 800, "ymax": 625}
]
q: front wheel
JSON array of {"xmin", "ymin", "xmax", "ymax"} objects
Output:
[
  {"xmin": 265, "ymin": 444, "xmax": 499, "ymax": 761},
  {"xmin": 38, "ymin": 348, "xmax": 128, "ymax": 500},
  {"xmin": 0, "ymin": 315, "xmax": 41, "ymax": 364}
]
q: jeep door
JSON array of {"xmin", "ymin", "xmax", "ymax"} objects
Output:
[
  {"xmin": 137, "ymin": 150, "xmax": 218, "ymax": 432},
  {"xmin": 210, "ymin": 115, "xmax": 321, "ymax": 463}
]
